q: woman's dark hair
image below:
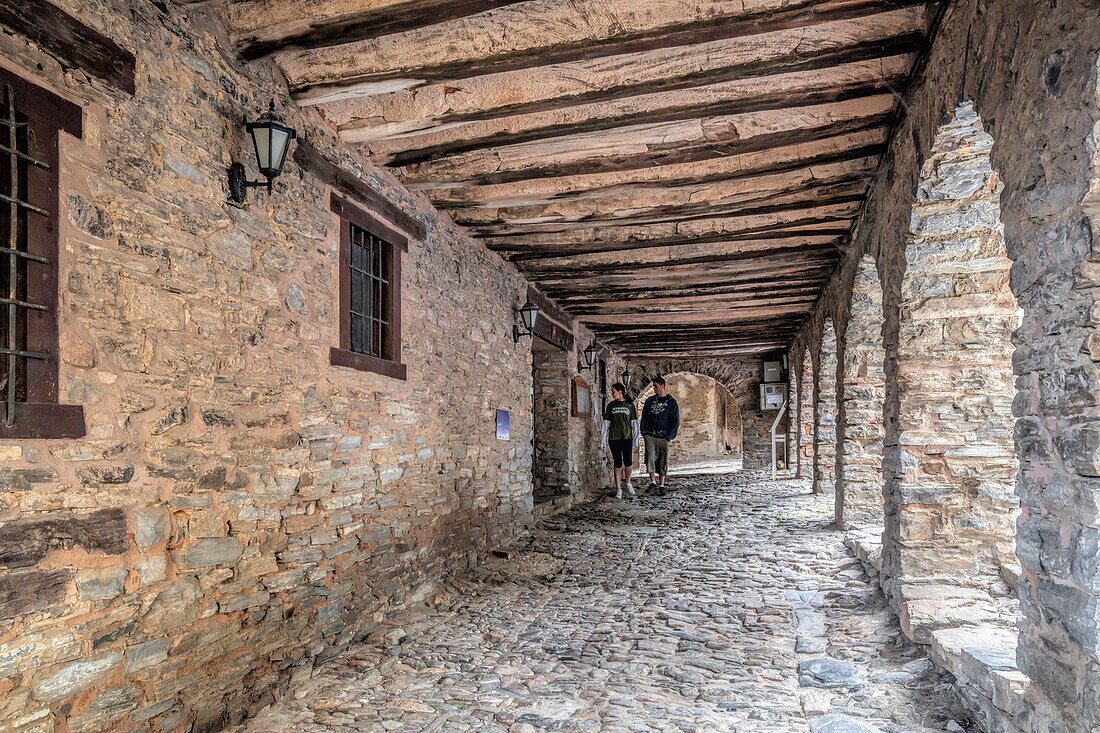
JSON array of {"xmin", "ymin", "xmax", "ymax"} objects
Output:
[{"xmin": 610, "ymin": 382, "xmax": 627, "ymax": 396}]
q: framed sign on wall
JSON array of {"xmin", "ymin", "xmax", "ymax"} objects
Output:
[
  {"xmin": 496, "ymin": 409, "xmax": 510, "ymax": 440},
  {"xmin": 571, "ymin": 377, "xmax": 591, "ymax": 417}
]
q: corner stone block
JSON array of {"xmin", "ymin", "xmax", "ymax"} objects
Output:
[{"xmin": 34, "ymin": 653, "xmax": 122, "ymax": 702}]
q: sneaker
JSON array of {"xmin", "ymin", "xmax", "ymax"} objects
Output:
[
  {"xmin": 615, "ymin": 487, "xmax": 623, "ymax": 499},
  {"xmin": 626, "ymin": 482, "xmax": 635, "ymax": 497},
  {"xmin": 648, "ymin": 481, "xmax": 658, "ymax": 490}
]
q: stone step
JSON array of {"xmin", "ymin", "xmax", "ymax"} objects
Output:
[
  {"xmin": 930, "ymin": 625, "xmax": 1030, "ymax": 717},
  {"xmin": 896, "ymin": 584, "xmax": 1006, "ymax": 644}
]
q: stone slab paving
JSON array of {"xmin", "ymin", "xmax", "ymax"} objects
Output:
[{"xmin": 237, "ymin": 471, "xmax": 974, "ymax": 733}]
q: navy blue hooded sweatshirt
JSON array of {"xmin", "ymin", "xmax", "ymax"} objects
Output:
[{"xmin": 641, "ymin": 394, "xmax": 679, "ymax": 441}]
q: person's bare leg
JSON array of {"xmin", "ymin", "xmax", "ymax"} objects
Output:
[
  {"xmin": 613, "ymin": 466, "xmax": 622, "ymax": 490},
  {"xmin": 624, "ymin": 465, "xmax": 635, "ymax": 496}
]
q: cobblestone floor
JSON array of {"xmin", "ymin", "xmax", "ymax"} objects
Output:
[{"xmin": 239, "ymin": 470, "xmax": 974, "ymax": 733}]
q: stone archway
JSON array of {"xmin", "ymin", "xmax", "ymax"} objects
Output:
[{"xmin": 635, "ymin": 372, "xmax": 742, "ymax": 465}]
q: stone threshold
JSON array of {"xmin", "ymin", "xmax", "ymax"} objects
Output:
[{"xmin": 844, "ymin": 527, "xmax": 1031, "ymax": 733}]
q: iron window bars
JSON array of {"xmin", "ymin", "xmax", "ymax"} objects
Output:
[
  {"xmin": 1, "ymin": 83, "xmax": 51, "ymax": 426},
  {"xmin": 0, "ymin": 69, "xmax": 85, "ymax": 439},
  {"xmin": 348, "ymin": 222, "xmax": 390, "ymax": 360},
  {"xmin": 329, "ymin": 194, "xmax": 407, "ymax": 381}
]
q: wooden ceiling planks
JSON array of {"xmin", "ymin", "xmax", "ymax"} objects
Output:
[{"xmin": 229, "ymin": 0, "xmax": 943, "ymax": 356}]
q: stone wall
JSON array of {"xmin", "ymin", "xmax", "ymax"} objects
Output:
[
  {"xmin": 0, "ymin": 3, "xmax": 621, "ymax": 731},
  {"xmin": 788, "ymin": 1, "xmax": 1100, "ymax": 730}
]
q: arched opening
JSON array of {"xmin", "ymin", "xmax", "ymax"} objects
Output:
[
  {"xmin": 635, "ymin": 372, "xmax": 742, "ymax": 470},
  {"xmin": 837, "ymin": 256, "xmax": 886, "ymax": 529},
  {"xmin": 797, "ymin": 348, "xmax": 814, "ymax": 479},
  {"xmin": 814, "ymin": 320, "xmax": 838, "ymax": 495},
  {"xmin": 882, "ymin": 101, "xmax": 1019, "ymax": 605}
]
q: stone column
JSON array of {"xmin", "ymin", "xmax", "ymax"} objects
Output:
[{"xmin": 836, "ymin": 256, "xmax": 886, "ymax": 529}]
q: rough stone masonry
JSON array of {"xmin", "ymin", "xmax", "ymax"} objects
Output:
[{"xmin": 0, "ymin": 2, "xmax": 628, "ymax": 731}]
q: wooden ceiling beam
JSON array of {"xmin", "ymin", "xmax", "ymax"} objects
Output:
[
  {"xmin": 233, "ymin": 0, "xmax": 529, "ymax": 60},
  {"xmin": 459, "ymin": 174, "xmax": 871, "ymax": 236},
  {"xmin": 517, "ymin": 234, "xmax": 842, "ymax": 271},
  {"xmin": 484, "ymin": 201, "xmax": 861, "ymax": 253},
  {"xmin": 281, "ymin": 0, "xmax": 930, "ymax": 103},
  {"xmin": 500, "ymin": 222, "xmax": 854, "ymax": 260},
  {"xmin": 429, "ymin": 134, "xmax": 888, "ymax": 209},
  {"xmin": 382, "ymin": 72, "xmax": 907, "ymax": 168},
  {"xmin": 325, "ymin": 9, "xmax": 927, "ymax": 140},
  {"xmin": 401, "ymin": 102, "xmax": 895, "ymax": 187}
]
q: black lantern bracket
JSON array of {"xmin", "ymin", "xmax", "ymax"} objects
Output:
[
  {"xmin": 513, "ymin": 299, "xmax": 539, "ymax": 343},
  {"xmin": 578, "ymin": 342, "xmax": 598, "ymax": 372},
  {"xmin": 227, "ymin": 161, "xmax": 272, "ymax": 202},
  {"xmin": 228, "ymin": 100, "xmax": 297, "ymax": 204}
]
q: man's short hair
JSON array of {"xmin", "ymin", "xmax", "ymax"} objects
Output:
[{"xmin": 652, "ymin": 376, "xmax": 666, "ymax": 386}]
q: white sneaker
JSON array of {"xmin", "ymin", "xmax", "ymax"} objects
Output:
[
  {"xmin": 626, "ymin": 482, "xmax": 635, "ymax": 497},
  {"xmin": 615, "ymin": 487, "xmax": 623, "ymax": 499}
]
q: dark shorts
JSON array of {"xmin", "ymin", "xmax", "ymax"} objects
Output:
[{"xmin": 609, "ymin": 439, "xmax": 633, "ymax": 468}]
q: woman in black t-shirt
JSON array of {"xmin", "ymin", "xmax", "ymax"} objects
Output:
[{"xmin": 602, "ymin": 383, "xmax": 640, "ymax": 499}]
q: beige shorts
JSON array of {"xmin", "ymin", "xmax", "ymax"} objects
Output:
[{"xmin": 644, "ymin": 435, "xmax": 669, "ymax": 476}]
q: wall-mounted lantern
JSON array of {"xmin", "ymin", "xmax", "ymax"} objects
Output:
[
  {"xmin": 578, "ymin": 343, "xmax": 598, "ymax": 372},
  {"xmin": 622, "ymin": 369, "xmax": 633, "ymax": 390},
  {"xmin": 228, "ymin": 100, "xmax": 297, "ymax": 203},
  {"xmin": 513, "ymin": 299, "xmax": 539, "ymax": 342}
]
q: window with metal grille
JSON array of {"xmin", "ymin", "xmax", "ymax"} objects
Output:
[
  {"xmin": 0, "ymin": 69, "xmax": 84, "ymax": 438},
  {"xmin": 330, "ymin": 194, "xmax": 407, "ymax": 381},
  {"xmin": 348, "ymin": 223, "xmax": 389, "ymax": 359}
]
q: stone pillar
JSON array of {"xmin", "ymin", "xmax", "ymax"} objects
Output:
[
  {"xmin": 882, "ymin": 102, "xmax": 1018, "ymax": 590},
  {"xmin": 797, "ymin": 350, "xmax": 815, "ymax": 479},
  {"xmin": 836, "ymin": 256, "xmax": 886, "ymax": 529},
  {"xmin": 995, "ymin": 9, "xmax": 1100, "ymax": 729},
  {"xmin": 813, "ymin": 323, "xmax": 838, "ymax": 494}
]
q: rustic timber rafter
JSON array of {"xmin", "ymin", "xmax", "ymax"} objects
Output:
[{"xmin": 233, "ymin": 0, "xmax": 944, "ymax": 355}]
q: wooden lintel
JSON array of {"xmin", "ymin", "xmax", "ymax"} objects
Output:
[
  {"xmin": 0, "ymin": 0, "xmax": 136, "ymax": 95},
  {"xmin": 525, "ymin": 285, "xmax": 571, "ymax": 331},
  {"xmin": 294, "ymin": 139, "xmax": 427, "ymax": 240}
]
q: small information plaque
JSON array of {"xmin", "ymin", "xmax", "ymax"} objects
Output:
[{"xmin": 496, "ymin": 409, "xmax": 510, "ymax": 440}]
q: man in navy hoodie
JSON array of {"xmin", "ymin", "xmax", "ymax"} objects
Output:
[{"xmin": 640, "ymin": 376, "xmax": 680, "ymax": 489}]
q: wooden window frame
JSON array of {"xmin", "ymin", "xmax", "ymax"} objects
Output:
[
  {"xmin": 329, "ymin": 194, "xmax": 407, "ymax": 381},
  {"xmin": 0, "ymin": 68, "xmax": 84, "ymax": 439}
]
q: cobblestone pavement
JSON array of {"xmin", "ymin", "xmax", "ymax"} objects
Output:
[{"xmin": 239, "ymin": 471, "xmax": 974, "ymax": 733}]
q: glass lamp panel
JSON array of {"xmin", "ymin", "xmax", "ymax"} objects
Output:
[
  {"xmin": 268, "ymin": 127, "xmax": 290, "ymax": 173},
  {"xmin": 251, "ymin": 125, "xmax": 272, "ymax": 171}
]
